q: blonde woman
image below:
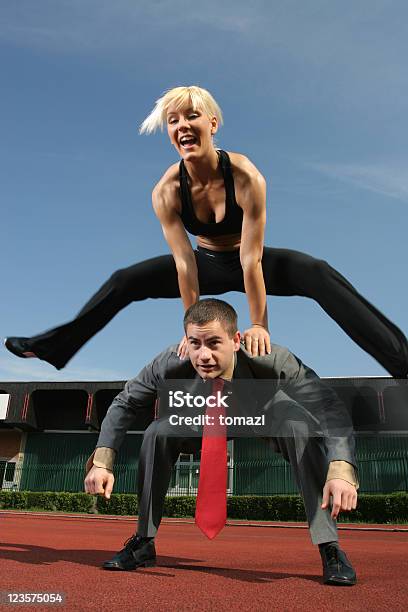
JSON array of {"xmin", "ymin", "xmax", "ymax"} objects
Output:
[{"xmin": 5, "ymin": 86, "xmax": 408, "ymax": 377}]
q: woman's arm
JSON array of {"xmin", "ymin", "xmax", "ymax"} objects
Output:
[
  {"xmin": 152, "ymin": 182, "xmax": 199, "ymax": 311},
  {"xmin": 237, "ymin": 162, "xmax": 271, "ymax": 356}
]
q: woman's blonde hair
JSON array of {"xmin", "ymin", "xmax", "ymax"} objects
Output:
[{"xmin": 139, "ymin": 85, "xmax": 224, "ymax": 135}]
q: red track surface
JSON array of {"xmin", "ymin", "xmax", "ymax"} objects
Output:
[{"xmin": 1, "ymin": 513, "xmax": 408, "ymax": 611}]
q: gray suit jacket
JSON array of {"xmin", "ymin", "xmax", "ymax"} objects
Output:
[{"xmin": 96, "ymin": 342, "xmax": 356, "ymax": 467}]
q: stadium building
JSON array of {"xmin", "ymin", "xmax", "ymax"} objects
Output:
[{"xmin": 1, "ymin": 378, "xmax": 408, "ymax": 495}]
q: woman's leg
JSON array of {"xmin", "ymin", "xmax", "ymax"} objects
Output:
[
  {"xmin": 8, "ymin": 248, "xmax": 239, "ymax": 370},
  {"xmin": 16, "ymin": 254, "xmax": 181, "ymax": 369},
  {"xmin": 261, "ymin": 247, "xmax": 408, "ymax": 378}
]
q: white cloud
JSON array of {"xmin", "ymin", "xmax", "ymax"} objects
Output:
[{"xmin": 308, "ymin": 161, "xmax": 408, "ymax": 203}]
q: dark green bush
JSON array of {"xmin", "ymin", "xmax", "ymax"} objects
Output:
[
  {"xmin": 164, "ymin": 496, "xmax": 196, "ymax": 518},
  {"xmin": 96, "ymin": 493, "xmax": 138, "ymax": 516},
  {"xmin": 0, "ymin": 491, "xmax": 407, "ymax": 523}
]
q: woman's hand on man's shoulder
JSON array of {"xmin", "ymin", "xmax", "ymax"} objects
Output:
[{"xmin": 243, "ymin": 325, "xmax": 272, "ymax": 357}]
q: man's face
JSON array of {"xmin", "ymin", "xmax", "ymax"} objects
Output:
[{"xmin": 186, "ymin": 320, "xmax": 241, "ymax": 380}]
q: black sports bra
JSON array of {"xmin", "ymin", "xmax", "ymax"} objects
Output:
[{"xmin": 178, "ymin": 149, "xmax": 243, "ymax": 237}]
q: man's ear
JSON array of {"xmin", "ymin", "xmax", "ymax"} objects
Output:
[{"xmin": 233, "ymin": 331, "xmax": 241, "ymax": 351}]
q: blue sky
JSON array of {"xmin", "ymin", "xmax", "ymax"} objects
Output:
[{"xmin": 1, "ymin": 0, "xmax": 407, "ymax": 381}]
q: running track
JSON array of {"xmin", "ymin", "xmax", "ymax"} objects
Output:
[{"xmin": 1, "ymin": 513, "xmax": 408, "ymax": 611}]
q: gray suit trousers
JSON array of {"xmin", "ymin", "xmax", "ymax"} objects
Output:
[{"xmin": 136, "ymin": 399, "xmax": 339, "ymax": 546}]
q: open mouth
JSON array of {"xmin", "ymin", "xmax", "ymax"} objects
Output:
[{"xmin": 179, "ymin": 135, "xmax": 198, "ymax": 149}]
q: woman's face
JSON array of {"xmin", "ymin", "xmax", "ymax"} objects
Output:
[{"xmin": 166, "ymin": 102, "xmax": 218, "ymax": 161}]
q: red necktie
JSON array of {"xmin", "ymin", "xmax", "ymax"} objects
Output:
[{"xmin": 195, "ymin": 378, "xmax": 227, "ymax": 539}]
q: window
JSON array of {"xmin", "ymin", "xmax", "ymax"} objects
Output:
[{"xmin": 0, "ymin": 394, "xmax": 10, "ymax": 420}]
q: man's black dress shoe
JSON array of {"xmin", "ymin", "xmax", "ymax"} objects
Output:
[
  {"xmin": 4, "ymin": 337, "xmax": 36, "ymax": 359},
  {"xmin": 320, "ymin": 544, "xmax": 357, "ymax": 586},
  {"xmin": 103, "ymin": 535, "xmax": 156, "ymax": 571}
]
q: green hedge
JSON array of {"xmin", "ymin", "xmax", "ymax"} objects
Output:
[
  {"xmin": 0, "ymin": 491, "xmax": 94, "ymax": 513},
  {"xmin": 97, "ymin": 494, "xmax": 138, "ymax": 516},
  {"xmin": 1, "ymin": 491, "xmax": 407, "ymax": 523}
]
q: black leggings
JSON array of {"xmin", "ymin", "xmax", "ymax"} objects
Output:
[{"xmin": 28, "ymin": 246, "xmax": 408, "ymax": 376}]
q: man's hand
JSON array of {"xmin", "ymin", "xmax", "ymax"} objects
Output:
[
  {"xmin": 177, "ymin": 335, "xmax": 189, "ymax": 360},
  {"xmin": 84, "ymin": 465, "xmax": 115, "ymax": 500},
  {"xmin": 243, "ymin": 326, "xmax": 271, "ymax": 357},
  {"xmin": 322, "ymin": 478, "xmax": 358, "ymax": 519}
]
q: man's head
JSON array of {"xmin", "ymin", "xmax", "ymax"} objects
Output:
[{"xmin": 183, "ymin": 299, "xmax": 241, "ymax": 380}]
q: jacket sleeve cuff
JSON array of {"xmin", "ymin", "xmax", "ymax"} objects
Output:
[
  {"xmin": 326, "ymin": 460, "xmax": 359, "ymax": 489},
  {"xmin": 85, "ymin": 447, "xmax": 116, "ymax": 475}
]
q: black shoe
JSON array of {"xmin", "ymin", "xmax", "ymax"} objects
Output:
[
  {"xmin": 103, "ymin": 535, "xmax": 156, "ymax": 571},
  {"xmin": 320, "ymin": 544, "xmax": 357, "ymax": 586},
  {"xmin": 4, "ymin": 337, "xmax": 37, "ymax": 359}
]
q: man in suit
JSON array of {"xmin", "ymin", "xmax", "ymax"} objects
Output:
[{"xmin": 85, "ymin": 298, "xmax": 358, "ymax": 585}]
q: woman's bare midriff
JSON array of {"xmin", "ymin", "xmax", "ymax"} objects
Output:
[{"xmin": 196, "ymin": 233, "xmax": 241, "ymax": 251}]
